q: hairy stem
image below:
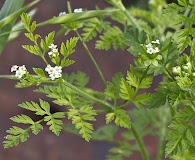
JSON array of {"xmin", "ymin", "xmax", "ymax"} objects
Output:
[
  {"xmin": 74, "ymin": 30, "xmax": 107, "ymax": 86},
  {"xmin": 131, "ymin": 124, "xmax": 149, "ymax": 160}
]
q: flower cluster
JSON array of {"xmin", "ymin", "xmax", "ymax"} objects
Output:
[
  {"xmin": 173, "ymin": 62, "xmax": 195, "ymax": 77},
  {"xmin": 48, "ymin": 43, "xmax": 59, "ymax": 57},
  {"xmin": 59, "ymin": 12, "xmax": 66, "ymax": 16},
  {"xmin": 74, "ymin": 8, "xmax": 83, "ymax": 13},
  {"xmin": 145, "ymin": 39, "xmax": 160, "ymax": 54},
  {"xmin": 45, "ymin": 65, "xmax": 62, "ymax": 80},
  {"xmin": 58, "ymin": 8, "xmax": 83, "ymax": 16},
  {"xmin": 144, "ymin": 39, "xmax": 162, "ymax": 66},
  {"xmin": 11, "ymin": 65, "xmax": 27, "ymax": 79}
]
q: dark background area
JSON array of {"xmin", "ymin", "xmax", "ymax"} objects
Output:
[{"xmin": 0, "ymin": 0, "xmax": 162, "ymax": 160}]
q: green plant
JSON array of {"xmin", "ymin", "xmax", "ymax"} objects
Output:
[{"xmin": 1, "ymin": 0, "xmax": 195, "ymax": 159}]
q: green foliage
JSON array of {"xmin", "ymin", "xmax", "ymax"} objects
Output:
[
  {"xmin": 119, "ymin": 65, "xmax": 152, "ymax": 108},
  {"xmin": 3, "ymin": 126, "xmax": 31, "ymax": 148},
  {"xmin": 92, "ymin": 124, "xmax": 118, "ymax": 141},
  {"xmin": 60, "ymin": 37, "xmax": 78, "ymax": 67},
  {"xmin": 82, "ymin": 18, "xmax": 110, "ymax": 42},
  {"xmin": 67, "ymin": 105, "xmax": 97, "ymax": 141},
  {"xmin": 18, "ymin": 99, "xmax": 65, "ymax": 135},
  {"xmin": 163, "ymin": 0, "xmax": 195, "ymax": 51},
  {"xmin": 105, "ymin": 73, "xmax": 123, "ymax": 102},
  {"xmin": 96, "ymin": 26, "xmax": 126, "ymax": 50},
  {"xmin": 124, "ymin": 28, "xmax": 147, "ymax": 56},
  {"xmin": 106, "ymin": 142, "xmax": 132, "ymax": 160},
  {"xmin": 0, "ymin": 0, "xmax": 39, "ymax": 53},
  {"xmin": 3, "ymin": 0, "xmax": 195, "ymax": 159},
  {"xmin": 106, "ymin": 109, "xmax": 131, "ymax": 129},
  {"xmin": 165, "ymin": 107, "xmax": 195, "ymax": 157}
]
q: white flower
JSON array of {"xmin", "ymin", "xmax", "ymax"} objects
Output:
[
  {"xmin": 52, "ymin": 48, "xmax": 58, "ymax": 53},
  {"xmin": 172, "ymin": 66, "xmax": 181, "ymax": 74},
  {"xmin": 45, "ymin": 65, "xmax": 53, "ymax": 74},
  {"xmin": 74, "ymin": 8, "xmax": 83, "ymax": 13},
  {"xmin": 59, "ymin": 12, "xmax": 66, "ymax": 16},
  {"xmin": 146, "ymin": 47, "xmax": 154, "ymax": 54},
  {"xmin": 11, "ymin": 65, "xmax": 27, "ymax": 78},
  {"xmin": 45, "ymin": 65, "xmax": 62, "ymax": 80},
  {"xmin": 11, "ymin": 65, "xmax": 19, "ymax": 72},
  {"xmin": 145, "ymin": 41, "xmax": 160, "ymax": 54},
  {"xmin": 18, "ymin": 65, "xmax": 27, "ymax": 71},
  {"xmin": 154, "ymin": 47, "xmax": 160, "ymax": 53},
  {"xmin": 151, "ymin": 39, "xmax": 160, "ymax": 44},
  {"xmin": 49, "ymin": 43, "xmax": 57, "ymax": 50},
  {"xmin": 184, "ymin": 62, "xmax": 191, "ymax": 70},
  {"xmin": 48, "ymin": 51, "xmax": 54, "ymax": 56}
]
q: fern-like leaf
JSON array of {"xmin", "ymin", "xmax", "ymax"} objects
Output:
[
  {"xmin": 44, "ymin": 112, "xmax": 65, "ymax": 136},
  {"xmin": 3, "ymin": 126, "xmax": 30, "ymax": 148},
  {"xmin": 82, "ymin": 18, "xmax": 109, "ymax": 42},
  {"xmin": 105, "ymin": 72, "xmax": 123, "ymax": 101},
  {"xmin": 96, "ymin": 26, "xmax": 126, "ymax": 50},
  {"xmin": 119, "ymin": 79, "xmax": 135, "ymax": 100},
  {"xmin": 106, "ymin": 109, "xmax": 131, "ymax": 129},
  {"xmin": 10, "ymin": 114, "xmax": 34, "ymax": 124},
  {"xmin": 68, "ymin": 105, "xmax": 97, "ymax": 141},
  {"xmin": 165, "ymin": 108, "xmax": 195, "ymax": 157}
]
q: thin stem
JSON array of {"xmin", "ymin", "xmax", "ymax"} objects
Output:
[
  {"xmin": 61, "ymin": 79, "xmax": 112, "ymax": 110},
  {"xmin": 0, "ymin": 75, "xmax": 17, "ymax": 79},
  {"xmin": 156, "ymin": 107, "xmax": 170, "ymax": 160},
  {"xmin": 131, "ymin": 124, "xmax": 149, "ymax": 160},
  {"xmin": 74, "ymin": 30, "xmax": 107, "ymax": 86},
  {"xmin": 123, "ymin": 10, "xmax": 141, "ymax": 32},
  {"xmin": 107, "ymin": 0, "xmax": 141, "ymax": 31},
  {"xmin": 40, "ymin": 55, "xmax": 49, "ymax": 65},
  {"xmin": 164, "ymin": 67, "xmax": 175, "ymax": 81}
]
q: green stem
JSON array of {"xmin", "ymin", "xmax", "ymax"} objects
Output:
[
  {"xmin": 106, "ymin": 0, "xmax": 141, "ymax": 31},
  {"xmin": 74, "ymin": 30, "xmax": 107, "ymax": 86},
  {"xmin": 131, "ymin": 124, "xmax": 149, "ymax": 160},
  {"xmin": 123, "ymin": 10, "xmax": 141, "ymax": 31},
  {"xmin": 164, "ymin": 67, "xmax": 175, "ymax": 81},
  {"xmin": 0, "ymin": 75, "xmax": 17, "ymax": 79},
  {"xmin": 156, "ymin": 107, "xmax": 170, "ymax": 160},
  {"xmin": 61, "ymin": 79, "xmax": 112, "ymax": 110}
]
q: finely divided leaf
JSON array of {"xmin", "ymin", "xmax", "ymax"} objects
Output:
[
  {"xmin": 96, "ymin": 26, "xmax": 126, "ymax": 50},
  {"xmin": 44, "ymin": 112, "xmax": 65, "ymax": 136},
  {"xmin": 120, "ymin": 79, "xmax": 135, "ymax": 100},
  {"xmin": 68, "ymin": 106, "xmax": 97, "ymax": 141},
  {"xmin": 3, "ymin": 126, "xmax": 30, "ymax": 148},
  {"xmin": 105, "ymin": 72, "xmax": 123, "ymax": 100},
  {"xmin": 60, "ymin": 37, "xmax": 78, "ymax": 57},
  {"xmin": 106, "ymin": 109, "xmax": 131, "ymax": 129},
  {"xmin": 30, "ymin": 123, "xmax": 43, "ymax": 135},
  {"xmin": 165, "ymin": 108, "xmax": 195, "ymax": 157},
  {"xmin": 10, "ymin": 114, "xmax": 34, "ymax": 124},
  {"xmin": 18, "ymin": 99, "xmax": 50, "ymax": 116},
  {"xmin": 82, "ymin": 18, "xmax": 102, "ymax": 42},
  {"xmin": 115, "ymin": 109, "xmax": 131, "ymax": 129}
]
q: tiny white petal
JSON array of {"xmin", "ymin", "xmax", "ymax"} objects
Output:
[
  {"xmin": 151, "ymin": 39, "xmax": 160, "ymax": 44},
  {"xmin": 52, "ymin": 48, "xmax": 58, "ymax": 52},
  {"xmin": 59, "ymin": 12, "xmax": 66, "ymax": 16},
  {"xmin": 74, "ymin": 8, "xmax": 83, "ymax": 13},
  {"xmin": 11, "ymin": 65, "xmax": 19, "ymax": 72},
  {"xmin": 49, "ymin": 43, "xmax": 57, "ymax": 49}
]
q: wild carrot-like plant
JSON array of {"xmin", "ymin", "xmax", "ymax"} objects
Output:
[{"xmin": 1, "ymin": 0, "xmax": 195, "ymax": 159}]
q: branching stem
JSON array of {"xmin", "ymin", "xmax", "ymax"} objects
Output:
[
  {"xmin": 61, "ymin": 79, "xmax": 112, "ymax": 110},
  {"xmin": 74, "ymin": 30, "xmax": 107, "ymax": 86}
]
